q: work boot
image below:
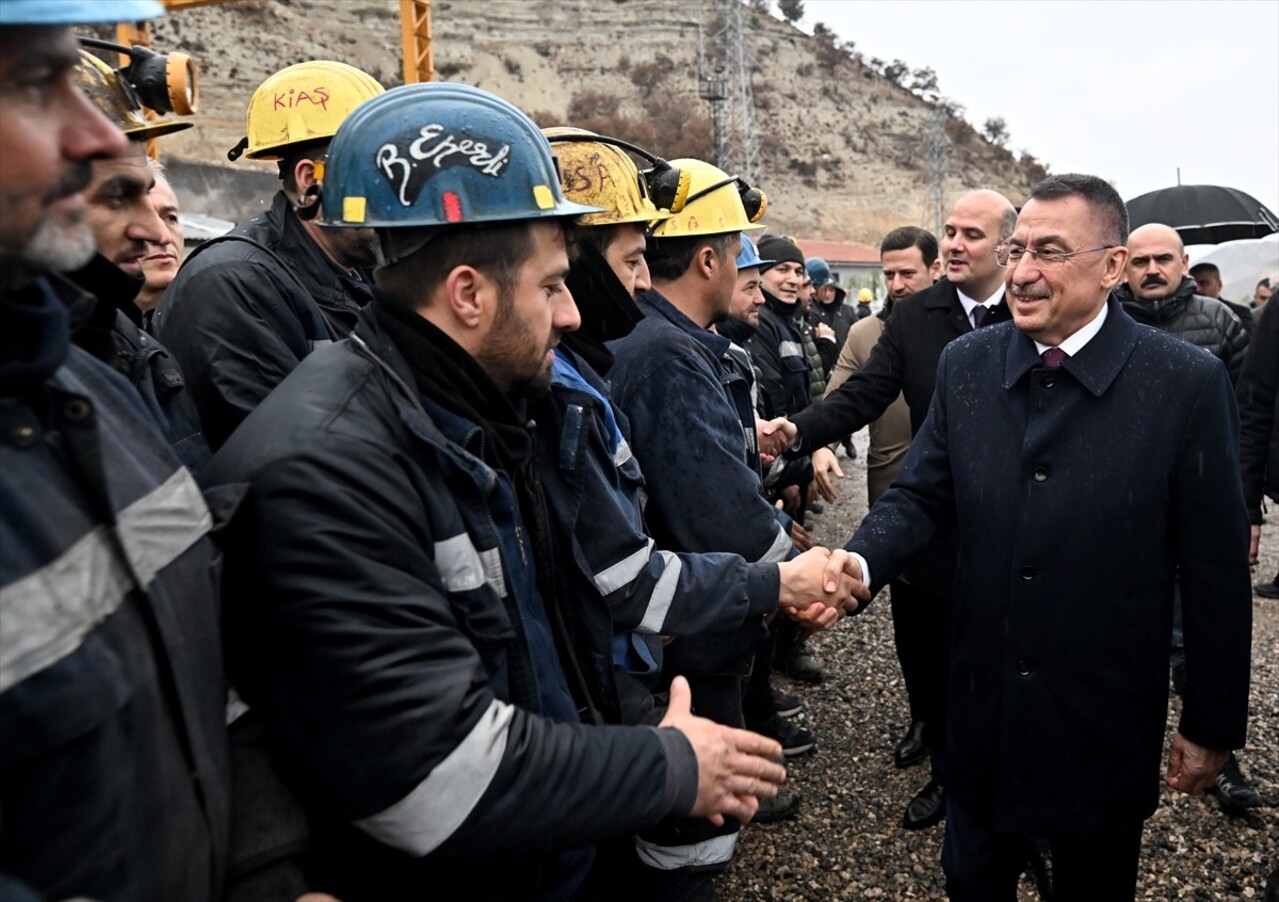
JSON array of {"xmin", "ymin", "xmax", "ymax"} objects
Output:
[
  {"xmin": 776, "ymin": 644, "xmax": 824, "ymax": 684},
  {"xmin": 1211, "ymin": 753, "xmax": 1263, "ymax": 816},
  {"xmin": 753, "ymin": 784, "xmax": 801, "ymax": 823}
]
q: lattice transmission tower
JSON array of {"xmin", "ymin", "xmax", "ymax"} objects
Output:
[
  {"xmin": 924, "ymin": 104, "xmax": 950, "ymax": 237},
  {"xmin": 697, "ymin": 0, "xmax": 761, "ymax": 185}
]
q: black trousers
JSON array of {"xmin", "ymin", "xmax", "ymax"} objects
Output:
[
  {"xmin": 888, "ymin": 578, "xmax": 950, "ymax": 756},
  {"xmin": 942, "ymin": 795, "xmax": 1143, "ymax": 901}
]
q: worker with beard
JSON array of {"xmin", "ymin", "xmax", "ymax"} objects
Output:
[{"xmin": 65, "ymin": 47, "xmax": 208, "ymax": 469}]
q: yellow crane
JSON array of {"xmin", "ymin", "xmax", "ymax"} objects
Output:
[{"xmin": 117, "ymin": 0, "xmax": 434, "ymax": 84}]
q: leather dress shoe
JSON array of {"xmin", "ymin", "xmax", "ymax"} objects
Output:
[
  {"xmin": 902, "ymin": 778, "xmax": 945, "ymax": 830},
  {"xmin": 894, "ymin": 720, "xmax": 928, "ymax": 769},
  {"xmin": 1255, "ymin": 581, "xmax": 1279, "ymax": 599}
]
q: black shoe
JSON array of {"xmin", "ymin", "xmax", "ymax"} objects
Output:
[
  {"xmin": 1211, "ymin": 753, "xmax": 1263, "ymax": 815},
  {"xmin": 894, "ymin": 720, "xmax": 928, "ymax": 769},
  {"xmin": 808, "ymin": 501, "xmax": 825, "ymax": 514},
  {"xmin": 752, "ymin": 712, "xmax": 816, "ymax": 757},
  {"xmin": 842, "ymin": 439, "xmax": 858, "ymax": 460},
  {"xmin": 773, "ymin": 688, "xmax": 803, "ymax": 718},
  {"xmin": 1025, "ymin": 841, "xmax": 1054, "ymax": 901},
  {"xmin": 753, "ymin": 785, "xmax": 801, "ymax": 823},
  {"xmin": 777, "ymin": 646, "xmax": 824, "ymax": 684},
  {"xmin": 1255, "ymin": 581, "xmax": 1279, "ymax": 598},
  {"xmin": 902, "ymin": 779, "xmax": 945, "ymax": 830},
  {"xmin": 1265, "ymin": 864, "xmax": 1278, "ymax": 902}
]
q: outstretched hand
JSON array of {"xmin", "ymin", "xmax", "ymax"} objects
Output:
[
  {"xmin": 811, "ymin": 447, "xmax": 844, "ymax": 502},
  {"xmin": 758, "ymin": 417, "xmax": 798, "ymax": 458},
  {"xmin": 660, "ymin": 676, "xmax": 786, "ymax": 825}
]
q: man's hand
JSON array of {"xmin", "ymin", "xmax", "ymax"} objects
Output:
[
  {"xmin": 660, "ymin": 676, "xmax": 786, "ymax": 825},
  {"xmin": 1249, "ymin": 524, "xmax": 1261, "ymax": 567},
  {"xmin": 811, "ymin": 446, "xmax": 844, "ymax": 502},
  {"xmin": 790, "ymin": 518, "xmax": 812, "ymax": 553},
  {"xmin": 778, "ymin": 547, "xmax": 868, "ymax": 615},
  {"xmin": 1165, "ymin": 731, "xmax": 1230, "ymax": 796},
  {"xmin": 814, "ymin": 322, "xmax": 836, "ymax": 343},
  {"xmin": 758, "ymin": 417, "xmax": 798, "ymax": 458}
]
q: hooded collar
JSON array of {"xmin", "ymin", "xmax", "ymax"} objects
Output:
[
  {"xmin": 1114, "ymin": 275, "xmax": 1196, "ymax": 325},
  {"xmin": 1003, "ymin": 296, "xmax": 1137, "ymax": 397}
]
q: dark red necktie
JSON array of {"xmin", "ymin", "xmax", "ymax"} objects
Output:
[{"xmin": 1041, "ymin": 347, "xmax": 1068, "ymax": 368}]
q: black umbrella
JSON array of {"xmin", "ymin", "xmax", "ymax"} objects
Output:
[{"xmin": 1126, "ymin": 185, "xmax": 1279, "ymax": 245}]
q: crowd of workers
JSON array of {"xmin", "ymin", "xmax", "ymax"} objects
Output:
[{"xmin": 1, "ymin": 1, "xmax": 1274, "ymax": 900}]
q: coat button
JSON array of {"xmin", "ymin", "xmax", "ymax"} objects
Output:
[
  {"xmin": 1017, "ymin": 658, "xmax": 1034, "ymax": 675},
  {"xmin": 10, "ymin": 425, "xmax": 36, "ymax": 448},
  {"xmin": 1042, "ymin": 375, "xmax": 1056, "ymax": 388},
  {"xmin": 63, "ymin": 399, "xmax": 92, "ymax": 423},
  {"xmin": 1021, "ymin": 565, "xmax": 1037, "ymax": 580},
  {"xmin": 1033, "ymin": 466, "xmax": 1049, "ymax": 482}
]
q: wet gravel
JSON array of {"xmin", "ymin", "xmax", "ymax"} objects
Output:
[{"xmin": 721, "ymin": 430, "xmax": 1279, "ymax": 900}]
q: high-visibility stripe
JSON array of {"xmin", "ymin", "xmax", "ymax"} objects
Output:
[
  {"xmin": 637, "ymin": 551, "xmax": 681, "ymax": 634},
  {"xmin": 634, "ymin": 832, "xmax": 738, "ymax": 870},
  {"xmin": 434, "ymin": 534, "xmax": 507, "ymax": 598},
  {"xmin": 0, "ymin": 467, "xmax": 212, "ymax": 694},
  {"xmin": 613, "ymin": 438, "xmax": 634, "ymax": 468},
  {"xmin": 353, "ymin": 699, "xmax": 515, "ymax": 857},
  {"xmin": 757, "ymin": 521, "xmax": 792, "ymax": 564},
  {"xmin": 779, "ymin": 340, "xmax": 804, "ymax": 359},
  {"xmin": 594, "ymin": 538, "xmax": 655, "ymax": 596}
]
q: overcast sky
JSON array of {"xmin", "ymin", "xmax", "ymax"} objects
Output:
[{"xmin": 801, "ymin": 0, "xmax": 1279, "ymax": 213}]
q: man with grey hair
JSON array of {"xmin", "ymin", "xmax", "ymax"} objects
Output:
[{"xmin": 841, "ymin": 173, "xmax": 1250, "ymax": 897}]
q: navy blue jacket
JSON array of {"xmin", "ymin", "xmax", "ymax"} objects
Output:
[
  {"xmin": 537, "ymin": 350, "xmax": 783, "ymax": 691},
  {"xmin": 607, "ymin": 290, "xmax": 792, "ymax": 568},
  {"xmin": 848, "ymin": 300, "xmax": 1252, "ymax": 837},
  {"xmin": 202, "ymin": 305, "xmax": 698, "ymax": 901},
  {"xmin": 1, "ymin": 278, "xmax": 229, "ymax": 902},
  {"xmin": 1240, "ymin": 300, "xmax": 1279, "ymax": 521}
]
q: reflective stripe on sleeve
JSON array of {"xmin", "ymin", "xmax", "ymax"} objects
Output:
[
  {"xmin": 0, "ymin": 467, "xmax": 212, "ymax": 694},
  {"xmin": 593, "ymin": 537, "xmax": 656, "ymax": 596},
  {"xmin": 434, "ymin": 533, "xmax": 507, "ymax": 598},
  {"xmin": 636, "ymin": 551, "xmax": 681, "ymax": 634},
  {"xmin": 614, "ymin": 438, "xmax": 634, "ymax": 468},
  {"xmin": 634, "ymin": 832, "xmax": 738, "ymax": 870},
  {"xmin": 778, "ymin": 340, "xmax": 804, "ymax": 359},
  {"xmin": 353, "ymin": 698, "xmax": 516, "ymax": 857},
  {"xmin": 757, "ymin": 521, "xmax": 793, "ymax": 564}
]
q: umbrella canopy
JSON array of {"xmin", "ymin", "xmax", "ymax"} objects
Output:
[{"xmin": 1126, "ymin": 184, "xmax": 1279, "ymax": 246}]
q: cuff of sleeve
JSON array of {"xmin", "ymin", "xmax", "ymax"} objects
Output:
[
  {"xmin": 746, "ymin": 562, "xmax": 782, "ymax": 616},
  {"xmin": 653, "ymin": 726, "xmax": 699, "ymax": 817}
]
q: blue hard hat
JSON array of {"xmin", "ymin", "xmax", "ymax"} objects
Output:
[
  {"xmin": 806, "ymin": 256, "xmax": 835, "ymax": 286},
  {"xmin": 736, "ymin": 235, "xmax": 774, "ymax": 271},
  {"xmin": 319, "ymin": 82, "xmax": 602, "ymax": 231},
  {"xmin": 0, "ymin": 0, "xmax": 163, "ymax": 25}
]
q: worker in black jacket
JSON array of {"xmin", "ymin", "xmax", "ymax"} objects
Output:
[{"xmin": 153, "ymin": 61, "xmax": 385, "ymax": 449}]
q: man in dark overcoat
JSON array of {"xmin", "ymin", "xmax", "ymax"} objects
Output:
[{"xmin": 842, "ymin": 174, "xmax": 1252, "ymax": 899}]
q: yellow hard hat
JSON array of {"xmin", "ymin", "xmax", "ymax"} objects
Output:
[
  {"xmin": 652, "ymin": 159, "xmax": 766, "ymax": 238},
  {"xmin": 230, "ymin": 60, "xmax": 385, "ymax": 161},
  {"xmin": 543, "ymin": 128, "xmax": 674, "ymax": 228},
  {"xmin": 75, "ymin": 50, "xmax": 192, "ymax": 142},
  {"xmin": 858, "ymin": 288, "xmax": 874, "ymax": 302}
]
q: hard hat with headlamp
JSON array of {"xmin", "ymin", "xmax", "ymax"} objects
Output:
[
  {"xmin": 75, "ymin": 49, "xmax": 192, "ymax": 142},
  {"xmin": 542, "ymin": 128, "xmax": 690, "ymax": 228},
  {"xmin": 651, "ymin": 159, "xmax": 766, "ymax": 238}
]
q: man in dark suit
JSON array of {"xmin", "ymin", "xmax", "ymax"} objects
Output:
[
  {"xmin": 842, "ymin": 174, "xmax": 1252, "ymax": 899},
  {"xmin": 760, "ymin": 190, "xmax": 1019, "ymax": 832}
]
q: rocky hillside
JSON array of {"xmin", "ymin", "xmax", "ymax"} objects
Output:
[{"xmin": 146, "ymin": 0, "xmax": 1047, "ymax": 244}]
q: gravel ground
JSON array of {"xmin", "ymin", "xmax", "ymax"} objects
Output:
[{"xmin": 721, "ymin": 429, "xmax": 1279, "ymax": 900}]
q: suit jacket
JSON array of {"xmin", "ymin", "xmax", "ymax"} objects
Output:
[
  {"xmin": 796, "ymin": 278, "xmax": 1010, "ymax": 589},
  {"xmin": 825, "ymin": 313, "xmax": 911, "ymax": 505},
  {"xmin": 847, "ymin": 299, "xmax": 1252, "ymax": 838}
]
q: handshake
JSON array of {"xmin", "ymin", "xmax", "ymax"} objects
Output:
[
  {"xmin": 757, "ymin": 416, "xmax": 799, "ymax": 460},
  {"xmin": 776, "ymin": 546, "xmax": 870, "ymax": 628}
]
